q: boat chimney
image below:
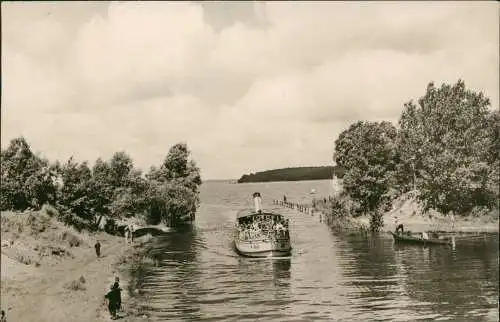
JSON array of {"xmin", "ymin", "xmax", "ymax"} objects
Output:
[{"xmin": 253, "ymin": 192, "xmax": 263, "ymax": 213}]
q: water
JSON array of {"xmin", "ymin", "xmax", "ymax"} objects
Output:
[{"xmin": 131, "ymin": 180, "xmax": 499, "ymax": 321}]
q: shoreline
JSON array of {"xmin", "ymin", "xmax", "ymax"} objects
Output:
[
  {"xmin": 110, "ymin": 235, "xmax": 156, "ymax": 322},
  {"xmin": 310, "ymin": 194, "xmax": 499, "ymax": 234},
  {"xmin": 0, "ymin": 210, "xmax": 153, "ymax": 322}
]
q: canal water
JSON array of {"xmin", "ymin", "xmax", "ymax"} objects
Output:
[{"xmin": 131, "ymin": 180, "xmax": 499, "ymax": 321}]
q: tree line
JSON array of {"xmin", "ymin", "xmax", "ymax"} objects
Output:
[
  {"xmin": 0, "ymin": 138, "xmax": 202, "ymax": 232},
  {"xmin": 332, "ymin": 80, "xmax": 499, "ymax": 231},
  {"xmin": 237, "ymin": 166, "xmax": 346, "ymax": 183}
]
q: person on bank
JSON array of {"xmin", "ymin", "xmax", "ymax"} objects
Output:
[
  {"xmin": 104, "ymin": 278, "xmax": 122, "ymax": 320},
  {"xmin": 105, "ymin": 285, "xmax": 119, "ymax": 319},
  {"xmin": 112, "ymin": 277, "xmax": 122, "ymax": 311},
  {"xmin": 94, "ymin": 241, "xmax": 101, "ymax": 258}
]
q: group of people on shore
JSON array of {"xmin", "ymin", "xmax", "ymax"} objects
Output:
[
  {"xmin": 238, "ymin": 216, "xmax": 290, "ymax": 241},
  {"xmin": 124, "ymin": 224, "xmax": 135, "ymax": 244}
]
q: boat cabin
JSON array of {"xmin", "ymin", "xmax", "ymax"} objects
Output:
[{"xmin": 236, "ymin": 209, "xmax": 286, "ymax": 226}]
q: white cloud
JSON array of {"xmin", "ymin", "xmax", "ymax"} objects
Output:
[{"xmin": 1, "ymin": 1, "xmax": 498, "ymax": 179}]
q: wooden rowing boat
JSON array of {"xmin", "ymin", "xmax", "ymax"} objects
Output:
[{"xmin": 390, "ymin": 231, "xmax": 452, "ymax": 246}]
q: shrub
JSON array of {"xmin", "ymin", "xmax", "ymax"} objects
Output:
[
  {"xmin": 42, "ymin": 204, "xmax": 59, "ymax": 217},
  {"xmin": 65, "ymin": 276, "xmax": 86, "ymax": 291},
  {"xmin": 15, "ymin": 254, "xmax": 33, "ymax": 265},
  {"xmin": 59, "ymin": 230, "xmax": 82, "ymax": 247}
]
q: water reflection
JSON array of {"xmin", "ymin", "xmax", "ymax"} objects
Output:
[
  {"xmin": 135, "ymin": 229, "xmax": 204, "ymax": 320},
  {"xmin": 130, "ymin": 181, "xmax": 498, "ymax": 322},
  {"xmin": 332, "ymin": 230, "xmax": 499, "ymax": 321}
]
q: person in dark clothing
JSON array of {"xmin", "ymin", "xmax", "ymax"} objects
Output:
[
  {"xmin": 94, "ymin": 241, "xmax": 101, "ymax": 258},
  {"xmin": 105, "ymin": 284, "xmax": 120, "ymax": 319},
  {"xmin": 1, "ymin": 309, "xmax": 6, "ymax": 322},
  {"xmin": 112, "ymin": 277, "xmax": 122, "ymax": 311}
]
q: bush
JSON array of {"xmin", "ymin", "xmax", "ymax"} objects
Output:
[
  {"xmin": 470, "ymin": 206, "xmax": 492, "ymax": 218},
  {"xmin": 59, "ymin": 230, "xmax": 82, "ymax": 247},
  {"xmin": 65, "ymin": 275, "xmax": 86, "ymax": 291},
  {"xmin": 42, "ymin": 204, "xmax": 59, "ymax": 217},
  {"xmin": 15, "ymin": 253, "xmax": 34, "ymax": 265}
]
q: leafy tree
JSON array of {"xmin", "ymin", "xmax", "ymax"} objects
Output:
[
  {"xmin": 148, "ymin": 144, "xmax": 201, "ymax": 185},
  {"xmin": 0, "ymin": 137, "xmax": 57, "ymax": 210},
  {"xmin": 108, "ymin": 151, "xmax": 134, "ymax": 187},
  {"xmin": 108, "ymin": 169, "xmax": 150, "ymax": 219},
  {"xmin": 334, "ymin": 120, "xmax": 398, "ymax": 215},
  {"xmin": 90, "ymin": 158, "xmax": 114, "ymax": 216},
  {"xmin": 397, "ymin": 80, "xmax": 498, "ymax": 215},
  {"xmin": 57, "ymin": 157, "xmax": 96, "ymax": 222},
  {"xmin": 145, "ymin": 143, "xmax": 202, "ymax": 226}
]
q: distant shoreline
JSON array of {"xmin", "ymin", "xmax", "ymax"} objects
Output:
[{"xmin": 237, "ymin": 166, "xmax": 345, "ymax": 183}]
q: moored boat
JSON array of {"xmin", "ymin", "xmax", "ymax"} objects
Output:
[
  {"xmin": 390, "ymin": 231, "xmax": 452, "ymax": 246},
  {"xmin": 234, "ymin": 192, "xmax": 292, "ymax": 258}
]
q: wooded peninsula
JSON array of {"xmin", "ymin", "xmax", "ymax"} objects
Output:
[{"xmin": 237, "ymin": 166, "xmax": 346, "ymax": 183}]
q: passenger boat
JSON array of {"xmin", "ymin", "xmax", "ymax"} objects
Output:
[
  {"xmin": 390, "ymin": 231, "xmax": 452, "ymax": 246},
  {"xmin": 234, "ymin": 192, "xmax": 292, "ymax": 258}
]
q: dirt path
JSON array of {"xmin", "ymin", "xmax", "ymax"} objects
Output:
[{"xmin": 2, "ymin": 237, "xmax": 132, "ymax": 322}]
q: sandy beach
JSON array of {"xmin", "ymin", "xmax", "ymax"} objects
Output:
[{"xmin": 0, "ymin": 210, "xmax": 149, "ymax": 322}]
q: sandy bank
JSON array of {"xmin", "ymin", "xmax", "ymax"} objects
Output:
[
  {"xmin": 313, "ymin": 193, "xmax": 499, "ymax": 233},
  {"xmin": 0, "ymin": 210, "xmax": 151, "ymax": 322}
]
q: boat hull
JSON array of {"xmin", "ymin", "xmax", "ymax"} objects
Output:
[
  {"xmin": 234, "ymin": 237, "xmax": 292, "ymax": 258},
  {"xmin": 390, "ymin": 232, "xmax": 451, "ymax": 246}
]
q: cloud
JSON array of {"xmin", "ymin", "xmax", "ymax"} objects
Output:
[{"xmin": 1, "ymin": 1, "xmax": 498, "ymax": 179}]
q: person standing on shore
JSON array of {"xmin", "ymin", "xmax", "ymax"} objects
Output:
[
  {"xmin": 124, "ymin": 226, "xmax": 130, "ymax": 244},
  {"xmin": 94, "ymin": 241, "xmax": 101, "ymax": 258},
  {"xmin": 129, "ymin": 225, "xmax": 135, "ymax": 243},
  {"xmin": 1, "ymin": 309, "xmax": 6, "ymax": 322},
  {"xmin": 113, "ymin": 277, "xmax": 122, "ymax": 312},
  {"xmin": 104, "ymin": 285, "xmax": 119, "ymax": 319}
]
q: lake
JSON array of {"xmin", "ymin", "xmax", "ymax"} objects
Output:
[{"xmin": 130, "ymin": 180, "xmax": 499, "ymax": 321}]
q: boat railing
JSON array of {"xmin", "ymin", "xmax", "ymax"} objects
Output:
[{"xmin": 236, "ymin": 229, "xmax": 290, "ymax": 242}]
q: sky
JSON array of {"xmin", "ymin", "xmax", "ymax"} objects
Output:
[{"xmin": 1, "ymin": 1, "xmax": 498, "ymax": 180}]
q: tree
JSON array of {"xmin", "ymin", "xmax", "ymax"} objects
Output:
[
  {"xmin": 108, "ymin": 169, "xmax": 150, "ymax": 219},
  {"xmin": 57, "ymin": 158, "xmax": 95, "ymax": 220},
  {"xmin": 0, "ymin": 137, "xmax": 57, "ymax": 210},
  {"xmin": 145, "ymin": 143, "xmax": 202, "ymax": 226},
  {"xmin": 108, "ymin": 151, "xmax": 134, "ymax": 187},
  {"xmin": 397, "ymin": 80, "xmax": 498, "ymax": 215},
  {"xmin": 334, "ymin": 120, "xmax": 399, "ymax": 216}
]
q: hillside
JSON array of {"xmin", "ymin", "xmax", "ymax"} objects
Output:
[
  {"xmin": 237, "ymin": 166, "xmax": 345, "ymax": 183},
  {"xmin": 0, "ymin": 207, "xmax": 149, "ymax": 322}
]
